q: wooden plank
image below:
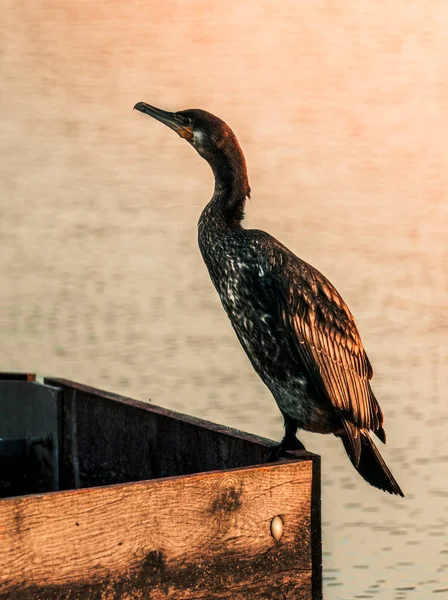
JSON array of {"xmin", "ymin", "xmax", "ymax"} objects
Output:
[
  {"xmin": 44, "ymin": 378, "xmax": 297, "ymax": 487},
  {"xmin": 0, "ymin": 459, "xmax": 316, "ymax": 599},
  {"xmin": 0, "ymin": 373, "xmax": 35, "ymax": 382},
  {"xmin": 310, "ymin": 452, "xmax": 322, "ymax": 598}
]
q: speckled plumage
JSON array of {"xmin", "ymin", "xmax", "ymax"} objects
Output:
[
  {"xmin": 135, "ymin": 101, "xmax": 404, "ymax": 497},
  {"xmin": 198, "ymin": 223, "xmax": 373, "ymax": 436}
]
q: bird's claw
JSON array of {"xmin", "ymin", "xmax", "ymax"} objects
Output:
[{"xmin": 266, "ymin": 436, "xmax": 306, "ymax": 462}]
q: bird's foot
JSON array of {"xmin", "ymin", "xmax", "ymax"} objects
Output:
[{"xmin": 266, "ymin": 436, "xmax": 306, "ymax": 463}]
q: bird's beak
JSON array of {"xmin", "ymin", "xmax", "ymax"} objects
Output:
[{"xmin": 133, "ymin": 102, "xmax": 193, "ymax": 141}]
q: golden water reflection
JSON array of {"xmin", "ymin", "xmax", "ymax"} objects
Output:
[{"xmin": 1, "ymin": 2, "xmax": 447, "ymax": 598}]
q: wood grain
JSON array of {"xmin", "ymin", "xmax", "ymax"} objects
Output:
[
  {"xmin": 43, "ymin": 378, "xmax": 285, "ymax": 487},
  {"xmin": 0, "ymin": 376, "xmax": 322, "ymax": 598},
  {"xmin": 0, "ymin": 460, "xmax": 315, "ymax": 599}
]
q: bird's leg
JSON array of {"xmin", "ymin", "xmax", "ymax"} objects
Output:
[
  {"xmin": 266, "ymin": 419, "xmax": 306, "ymax": 462},
  {"xmin": 283, "ymin": 419, "xmax": 306, "ymax": 450}
]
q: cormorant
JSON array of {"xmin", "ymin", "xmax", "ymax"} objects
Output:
[{"xmin": 134, "ymin": 101, "xmax": 404, "ymax": 497}]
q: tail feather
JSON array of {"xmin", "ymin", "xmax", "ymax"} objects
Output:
[
  {"xmin": 341, "ymin": 419, "xmax": 362, "ymax": 467},
  {"xmin": 375, "ymin": 425, "xmax": 386, "ymax": 444},
  {"xmin": 340, "ymin": 429, "xmax": 404, "ymax": 497}
]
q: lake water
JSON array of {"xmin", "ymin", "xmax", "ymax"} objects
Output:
[{"xmin": 1, "ymin": 2, "xmax": 447, "ymax": 598}]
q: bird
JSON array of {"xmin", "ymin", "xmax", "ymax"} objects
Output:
[{"xmin": 134, "ymin": 101, "xmax": 404, "ymax": 497}]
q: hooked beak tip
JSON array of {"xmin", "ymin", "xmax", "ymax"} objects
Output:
[{"xmin": 133, "ymin": 102, "xmax": 147, "ymax": 113}]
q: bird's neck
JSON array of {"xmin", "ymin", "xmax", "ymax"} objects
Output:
[{"xmin": 201, "ymin": 147, "xmax": 251, "ymax": 229}]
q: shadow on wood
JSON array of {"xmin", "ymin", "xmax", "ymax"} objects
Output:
[{"xmin": 0, "ymin": 373, "xmax": 322, "ymax": 599}]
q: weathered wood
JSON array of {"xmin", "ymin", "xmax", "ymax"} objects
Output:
[
  {"xmin": 0, "ymin": 375, "xmax": 322, "ymax": 598},
  {"xmin": 44, "ymin": 378, "xmax": 282, "ymax": 487},
  {"xmin": 0, "ymin": 460, "xmax": 315, "ymax": 599}
]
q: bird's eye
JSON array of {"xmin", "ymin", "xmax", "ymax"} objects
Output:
[{"xmin": 175, "ymin": 114, "xmax": 192, "ymax": 126}]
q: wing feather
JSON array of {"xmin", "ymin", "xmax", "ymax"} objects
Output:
[{"xmin": 265, "ymin": 244, "xmax": 384, "ymax": 434}]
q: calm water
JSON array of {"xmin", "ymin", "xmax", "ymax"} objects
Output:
[{"xmin": 1, "ymin": 2, "xmax": 447, "ymax": 598}]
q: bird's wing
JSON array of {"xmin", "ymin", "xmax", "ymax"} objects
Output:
[{"xmin": 262, "ymin": 240, "xmax": 384, "ymax": 435}]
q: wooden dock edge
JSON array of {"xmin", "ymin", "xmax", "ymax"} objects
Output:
[{"xmin": 0, "ymin": 373, "xmax": 322, "ymax": 599}]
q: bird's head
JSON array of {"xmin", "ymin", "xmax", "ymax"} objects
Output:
[
  {"xmin": 134, "ymin": 102, "xmax": 243, "ymax": 165},
  {"xmin": 134, "ymin": 101, "xmax": 251, "ymax": 211}
]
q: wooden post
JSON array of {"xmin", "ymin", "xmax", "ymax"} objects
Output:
[
  {"xmin": 0, "ymin": 375, "xmax": 60, "ymax": 496},
  {"xmin": 0, "ymin": 375, "xmax": 322, "ymax": 599}
]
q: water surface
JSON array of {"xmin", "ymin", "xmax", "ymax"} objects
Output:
[{"xmin": 1, "ymin": 2, "xmax": 447, "ymax": 598}]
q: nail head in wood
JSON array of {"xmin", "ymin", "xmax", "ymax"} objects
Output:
[{"xmin": 270, "ymin": 515, "xmax": 283, "ymax": 540}]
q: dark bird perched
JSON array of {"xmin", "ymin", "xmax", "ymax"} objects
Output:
[{"xmin": 134, "ymin": 101, "xmax": 404, "ymax": 497}]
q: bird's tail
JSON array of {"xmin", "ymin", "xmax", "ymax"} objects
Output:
[{"xmin": 340, "ymin": 425, "xmax": 404, "ymax": 497}]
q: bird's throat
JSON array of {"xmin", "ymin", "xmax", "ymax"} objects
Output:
[{"xmin": 207, "ymin": 148, "xmax": 251, "ymax": 228}]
